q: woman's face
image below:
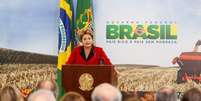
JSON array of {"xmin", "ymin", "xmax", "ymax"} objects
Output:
[{"xmin": 81, "ymin": 34, "xmax": 93, "ymax": 48}]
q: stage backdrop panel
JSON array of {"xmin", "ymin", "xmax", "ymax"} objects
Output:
[{"xmin": 93, "ymin": 0, "xmax": 201, "ymax": 66}]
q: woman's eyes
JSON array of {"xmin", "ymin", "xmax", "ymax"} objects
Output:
[{"xmin": 84, "ymin": 38, "xmax": 91, "ymax": 40}]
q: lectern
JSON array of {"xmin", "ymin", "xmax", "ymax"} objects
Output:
[{"xmin": 62, "ymin": 65, "xmax": 117, "ymax": 101}]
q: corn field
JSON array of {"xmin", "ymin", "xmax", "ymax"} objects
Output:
[
  {"xmin": 117, "ymin": 66, "xmax": 201, "ymax": 92},
  {"xmin": 0, "ymin": 64, "xmax": 56, "ymax": 90},
  {"xmin": 0, "ymin": 64, "xmax": 201, "ymax": 93}
]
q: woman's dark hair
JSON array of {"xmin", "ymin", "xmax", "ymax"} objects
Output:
[
  {"xmin": 80, "ymin": 30, "xmax": 93, "ymax": 41},
  {"xmin": 182, "ymin": 88, "xmax": 201, "ymax": 101},
  {"xmin": 61, "ymin": 91, "xmax": 85, "ymax": 101},
  {"xmin": 0, "ymin": 86, "xmax": 19, "ymax": 101}
]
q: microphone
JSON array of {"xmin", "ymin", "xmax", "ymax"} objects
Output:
[{"xmin": 98, "ymin": 55, "xmax": 104, "ymax": 64}]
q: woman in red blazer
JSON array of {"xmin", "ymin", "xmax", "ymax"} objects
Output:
[{"xmin": 66, "ymin": 30, "xmax": 112, "ymax": 65}]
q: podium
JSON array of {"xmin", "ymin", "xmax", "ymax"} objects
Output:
[{"xmin": 62, "ymin": 64, "xmax": 117, "ymax": 101}]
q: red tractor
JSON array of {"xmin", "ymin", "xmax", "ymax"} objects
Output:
[{"xmin": 172, "ymin": 52, "xmax": 201, "ymax": 83}]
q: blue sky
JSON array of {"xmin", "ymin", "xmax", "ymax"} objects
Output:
[
  {"xmin": 0, "ymin": 0, "xmax": 59, "ymax": 55},
  {"xmin": 0, "ymin": 0, "xmax": 201, "ymax": 66}
]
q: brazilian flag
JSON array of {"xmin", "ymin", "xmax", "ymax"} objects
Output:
[
  {"xmin": 57, "ymin": 0, "xmax": 75, "ymax": 100},
  {"xmin": 76, "ymin": 0, "xmax": 94, "ymax": 38}
]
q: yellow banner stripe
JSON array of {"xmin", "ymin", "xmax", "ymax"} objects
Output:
[
  {"xmin": 171, "ymin": 24, "xmax": 177, "ymax": 35},
  {"xmin": 59, "ymin": 0, "xmax": 72, "ymax": 20},
  {"xmin": 57, "ymin": 41, "xmax": 72, "ymax": 70}
]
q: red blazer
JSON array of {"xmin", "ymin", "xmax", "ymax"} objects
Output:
[{"xmin": 66, "ymin": 46, "xmax": 112, "ymax": 65}]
